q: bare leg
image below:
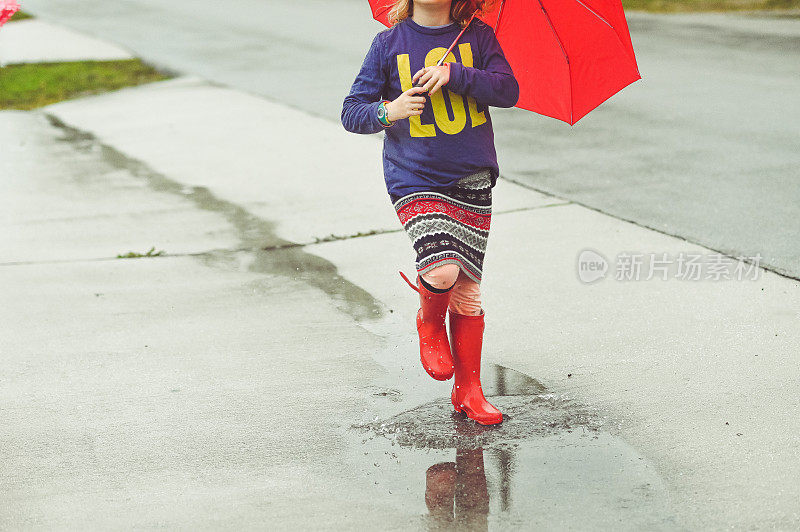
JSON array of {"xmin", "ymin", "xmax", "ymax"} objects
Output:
[
  {"xmin": 448, "ymin": 270, "xmax": 482, "ymax": 316},
  {"xmin": 420, "ymin": 263, "xmax": 460, "ymax": 290}
]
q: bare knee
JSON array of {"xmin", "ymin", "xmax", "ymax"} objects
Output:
[
  {"xmin": 420, "ymin": 263, "xmax": 460, "ymax": 290},
  {"xmin": 448, "ymin": 274, "xmax": 482, "ymax": 316}
]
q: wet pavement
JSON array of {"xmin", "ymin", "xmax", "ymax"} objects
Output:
[
  {"xmin": 41, "ymin": 112, "xmax": 386, "ymax": 323},
  {"xmin": 3, "ymin": 111, "xmax": 390, "ymax": 528},
  {"xmin": 2, "ymin": 31, "xmax": 800, "ymax": 528}
]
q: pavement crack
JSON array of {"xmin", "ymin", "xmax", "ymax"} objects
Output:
[
  {"xmin": 493, "ymin": 201, "xmax": 573, "ymax": 215},
  {"xmin": 498, "ymin": 175, "xmax": 799, "ymax": 282},
  {"xmin": 302, "ymin": 228, "xmax": 404, "ymax": 246}
]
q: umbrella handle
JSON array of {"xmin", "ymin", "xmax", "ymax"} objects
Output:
[
  {"xmin": 413, "ymin": 11, "xmax": 477, "ymax": 91},
  {"xmin": 435, "ymin": 11, "xmax": 477, "ymax": 67}
]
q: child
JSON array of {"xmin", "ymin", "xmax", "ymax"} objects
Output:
[{"xmin": 341, "ymin": 0, "xmax": 518, "ymax": 425}]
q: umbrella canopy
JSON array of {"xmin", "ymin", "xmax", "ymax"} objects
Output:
[
  {"xmin": 0, "ymin": 1, "xmax": 21, "ymax": 27},
  {"xmin": 369, "ymin": 0, "xmax": 396, "ymax": 27},
  {"xmin": 368, "ymin": 0, "xmax": 641, "ymax": 125}
]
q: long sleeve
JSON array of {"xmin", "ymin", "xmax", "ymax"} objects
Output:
[
  {"xmin": 341, "ymin": 33, "xmax": 389, "ymax": 134},
  {"xmin": 447, "ymin": 28, "xmax": 519, "ymax": 109}
]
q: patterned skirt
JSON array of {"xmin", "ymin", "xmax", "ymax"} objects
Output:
[{"xmin": 391, "ymin": 169, "xmax": 492, "ymax": 284}]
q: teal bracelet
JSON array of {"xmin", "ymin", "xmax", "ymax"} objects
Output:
[{"xmin": 377, "ymin": 100, "xmax": 394, "ymax": 127}]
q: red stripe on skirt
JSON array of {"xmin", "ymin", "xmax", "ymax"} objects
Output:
[{"xmin": 396, "ymin": 198, "xmax": 491, "ymax": 231}]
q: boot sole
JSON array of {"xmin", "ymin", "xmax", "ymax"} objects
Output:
[{"xmin": 452, "ymin": 405, "xmax": 503, "ymax": 425}]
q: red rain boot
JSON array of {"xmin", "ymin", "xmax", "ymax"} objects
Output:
[
  {"xmin": 399, "ymin": 270, "xmax": 455, "ymax": 381},
  {"xmin": 449, "ymin": 309, "xmax": 503, "ymax": 425}
]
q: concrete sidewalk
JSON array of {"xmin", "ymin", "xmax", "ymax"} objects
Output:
[
  {"xmin": 2, "ymin": 26, "xmax": 800, "ymax": 531},
  {"xmin": 0, "ymin": 19, "xmax": 134, "ymax": 65}
]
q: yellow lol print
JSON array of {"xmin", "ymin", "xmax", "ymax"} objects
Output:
[{"xmin": 396, "ymin": 42, "xmax": 487, "ymax": 138}]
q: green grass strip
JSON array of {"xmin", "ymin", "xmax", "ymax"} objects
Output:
[
  {"xmin": 117, "ymin": 246, "xmax": 165, "ymax": 259},
  {"xmin": 8, "ymin": 10, "xmax": 33, "ymax": 21},
  {"xmin": 0, "ymin": 59, "xmax": 171, "ymax": 110},
  {"xmin": 623, "ymin": 0, "xmax": 799, "ymax": 11}
]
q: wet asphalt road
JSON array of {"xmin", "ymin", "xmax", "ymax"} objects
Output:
[{"xmin": 19, "ymin": 0, "xmax": 800, "ymax": 279}]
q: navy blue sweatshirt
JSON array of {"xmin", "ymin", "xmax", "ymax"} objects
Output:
[{"xmin": 341, "ymin": 17, "xmax": 519, "ymax": 200}]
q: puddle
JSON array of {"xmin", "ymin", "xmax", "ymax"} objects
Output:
[
  {"xmin": 350, "ymin": 318, "xmax": 681, "ymax": 530},
  {"xmin": 355, "ymin": 365, "xmax": 599, "ymax": 451}
]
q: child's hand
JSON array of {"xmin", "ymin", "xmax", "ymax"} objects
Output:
[
  {"xmin": 386, "ymin": 86, "xmax": 427, "ymax": 122},
  {"xmin": 412, "ymin": 64, "xmax": 451, "ymax": 96}
]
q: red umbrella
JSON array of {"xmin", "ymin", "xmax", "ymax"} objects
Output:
[
  {"xmin": 1, "ymin": 1, "xmax": 21, "ymax": 27},
  {"xmin": 368, "ymin": 0, "xmax": 641, "ymax": 125}
]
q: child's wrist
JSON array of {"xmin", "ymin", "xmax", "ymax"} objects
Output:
[
  {"xmin": 385, "ymin": 100, "xmax": 397, "ymax": 122},
  {"xmin": 378, "ymin": 100, "xmax": 395, "ymax": 126}
]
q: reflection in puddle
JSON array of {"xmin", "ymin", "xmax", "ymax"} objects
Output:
[
  {"xmin": 353, "ymin": 365, "xmax": 678, "ymax": 530},
  {"xmin": 425, "ymin": 449, "xmax": 489, "ymax": 531}
]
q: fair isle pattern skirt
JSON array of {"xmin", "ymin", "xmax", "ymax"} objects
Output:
[{"xmin": 392, "ymin": 169, "xmax": 492, "ymax": 284}]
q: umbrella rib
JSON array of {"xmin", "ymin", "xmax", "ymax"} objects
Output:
[
  {"xmin": 572, "ymin": 0, "xmax": 615, "ymax": 29},
  {"xmin": 493, "ymin": 0, "xmax": 507, "ymax": 32},
  {"xmin": 572, "ymin": 0, "xmax": 641, "ymax": 75},
  {"xmin": 374, "ymin": 4, "xmax": 393, "ymax": 19},
  {"xmin": 536, "ymin": 1, "xmax": 568, "ymax": 64},
  {"xmin": 537, "ymin": 0, "xmax": 573, "ymax": 124}
]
